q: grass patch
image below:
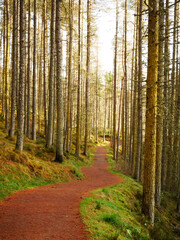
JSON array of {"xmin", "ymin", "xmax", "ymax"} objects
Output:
[
  {"xmin": 81, "ymin": 144, "xmax": 180, "ymax": 240},
  {"xmin": 0, "ymin": 124, "xmax": 96, "ymax": 201}
]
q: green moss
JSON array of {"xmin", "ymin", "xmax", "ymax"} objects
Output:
[{"xmin": 81, "ymin": 145, "xmax": 180, "ymax": 239}]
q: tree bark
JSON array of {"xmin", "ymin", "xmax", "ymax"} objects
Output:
[
  {"xmin": 84, "ymin": 0, "xmax": 91, "ymax": 156},
  {"xmin": 113, "ymin": 0, "xmax": 118, "ymax": 160},
  {"xmin": 155, "ymin": 0, "xmax": 164, "ymax": 207},
  {"xmin": 47, "ymin": 0, "xmax": 55, "ymax": 147},
  {"xmin": 16, "ymin": 0, "xmax": 25, "ymax": 151},
  {"xmin": 9, "ymin": 0, "xmax": 17, "ymax": 137},
  {"xmin": 55, "ymin": 0, "xmax": 63, "ymax": 163},
  {"xmin": 142, "ymin": 0, "xmax": 158, "ymax": 226},
  {"xmin": 32, "ymin": 0, "xmax": 37, "ymax": 140},
  {"xmin": 76, "ymin": 0, "xmax": 81, "ymax": 157}
]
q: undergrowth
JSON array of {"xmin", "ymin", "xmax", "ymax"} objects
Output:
[
  {"xmin": 81, "ymin": 145, "xmax": 180, "ymax": 240},
  {"xmin": 0, "ymin": 123, "xmax": 96, "ymax": 201}
]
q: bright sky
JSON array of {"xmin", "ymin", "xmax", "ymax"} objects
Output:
[
  {"xmin": 97, "ymin": 5, "xmax": 116, "ymax": 73},
  {"xmin": 95, "ymin": 0, "xmax": 128, "ymax": 74}
]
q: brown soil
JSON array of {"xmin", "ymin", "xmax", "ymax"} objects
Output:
[{"xmin": 0, "ymin": 146, "xmax": 123, "ymax": 240}]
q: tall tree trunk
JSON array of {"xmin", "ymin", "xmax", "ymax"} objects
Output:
[
  {"xmin": 5, "ymin": 0, "xmax": 9, "ymax": 130},
  {"xmin": 129, "ymin": 21, "xmax": 135, "ymax": 168},
  {"xmin": 162, "ymin": 0, "xmax": 169, "ymax": 190},
  {"xmin": 166, "ymin": 0, "xmax": 177, "ymax": 192},
  {"xmin": 174, "ymin": 4, "xmax": 179, "ymax": 195},
  {"xmin": 124, "ymin": 0, "xmax": 128, "ymax": 166},
  {"xmin": 2, "ymin": 2, "xmax": 6, "ymax": 117},
  {"xmin": 38, "ymin": 37, "xmax": 43, "ymax": 134},
  {"xmin": 155, "ymin": 0, "xmax": 164, "ymax": 207},
  {"xmin": 55, "ymin": 0, "xmax": 63, "ymax": 162},
  {"xmin": 113, "ymin": 0, "xmax": 118, "ymax": 160},
  {"xmin": 76, "ymin": 0, "xmax": 81, "ymax": 157},
  {"xmin": 9, "ymin": 0, "xmax": 17, "ymax": 137},
  {"xmin": 43, "ymin": 0, "xmax": 47, "ymax": 136},
  {"xmin": 142, "ymin": 0, "xmax": 158, "ymax": 225},
  {"xmin": 66, "ymin": 0, "xmax": 74, "ymax": 152},
  {"xmin": 132, "ymin": 8, "xmax": 138, "ymax": 176},
  {"xmin": 84, "ymin": 0, "xmax": 91, "ymax": 156},
  {"xmin": 26, "ymin": 0, "xmax": 31, "ymax": 138},
  {"xmin": 47, "ymin": 0, "xmax": 55, "ymax": 147},
  {"xmin": 16, "ymin": 0, "xmax": 25, "ymax": 151},
  {"xmin": 103, "ymin": 83, "xmax": 107, "ymax": 142},
  {"xmin": 32, "ymin": 0, "xmax": 37, "ymax": 140},
  {"xmin": 95, "ymin": 58, "xmax": 98, "ymax": 142},
  {"xmin": 135, "ymin": 0, "xmax": 142, "ymax": 181}
]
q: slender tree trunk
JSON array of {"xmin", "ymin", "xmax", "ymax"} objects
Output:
[
  {"xmin": 129, "ymin": 21, "xmax": 135, "ymax": 168},
  {"xmin": 124, "ymin": 0, "xmax": 128, "ymax": 166},
  {"xmin": 43, "ymin": 0, "xmax": 47, "ymax": 137},
  {"xmin": 135, "ymin": 0, "xmax": 142, "ymax": 181},
  {"xmin": 32, "ymin": 0, "xmax": 37, "ymax": 140},
  {"xmin": 162, "ymin": 0, "xmax": 169, "ymax": 190},
  {"xmin": 47, "ymin": 0, "xmax": 55, "ymax": 147},
  {"xmin": 142, "ymin": 0, "xmax": 158, "ymax": 225},
  {"xmin": 9, "ymin": 0, "xmax": 17, "ymax": 137},
  {"xmin": 155, "ymin": 0, "xmax": 164, "ymax": 207},
  {"xmin": 173, "ymin": 4, "xmax": 179, "ymax": 194},
  {"xmin": 76, "ymin": 0, "xmax": 81, "ymax": 157},
  {"xmin": 2, "ymin": 3, "xmax": 6, "ymax": 117},
  {"xmin": 66, "ymin": 0, "xmax": 74, "ymax": 152},
  {"xmin": 16, "ymin": 0, "xmax": 25, "ymax": 151},
  {"xmin": 103, "ymin": 84, "xmax": 107, "ymax": 142},
  {"xmin": 26, "ymin": 0, "xmax": 31, "ymax": 138},
  {"xmin": 166, "ymin": 0, "xmax": 176, "ymax": 192},
  {"xmin": 113, "ymin": 0, "xmax": 118, "ymax": 160},
  {"xmin": 116, "ymin": 75, "xmax": 124, "ymax": 162},
  {"xmin": 55, "ymin": 0, "xmax": 63, "ymax": 162},
  {"xmin": 84, "ymin": 0, "xmax": 91, "ymax": 156},
  {"xmin": 38, "ymin": 37, "xmax": 43, "ymax": 134},
  {"xmin": 132, "ymin": 8, "xmax": 138, "ymax": 176},
  {"xmin": 5, "ymin": 0, "xmax": 9, "ymax": 130},
  {"xmin": 95, "ymin": 59, "xmax": 98, "ymax": 142}
]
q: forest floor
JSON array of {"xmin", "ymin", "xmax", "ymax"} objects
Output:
[{"xmin": 0, "ymin": 146, "xmax": 123, "ymax": 240}]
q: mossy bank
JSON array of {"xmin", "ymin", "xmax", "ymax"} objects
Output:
[
  {"xmin": 81, "ymin": 145, "xmax": 180, "ymax": 240},
  {"xmin": 0, "ymin": 123, "xmax": 96, "ymax": 201}
]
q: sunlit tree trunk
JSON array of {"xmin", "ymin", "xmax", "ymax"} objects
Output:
[
  {"xmin": 162, "ymin": 0, "xmax": 169, "ymax": 190},
  {"xmin": 16, "ymin": 0, "xmax": 25, "ymax": 151},
  {"xmin": 84, "ymin": 0, "xmax": 91, "ymax": 156},
  {"xmin": 135, "ymin": 0, "xmax": 142, "ymax": 181},
  {"xmin": 5, "ymin": 0, "xmax": 9, "ymax": 130},
  {"xmin": 32, "ymin": 0, "xmax": 37, "ymax": 140},
  {"xmin": 43, "ymin": 0, "xmax": 47, "ymax": 137},
  {"xmin": 132, "ymin": 8, "xmax": 138, "ymax": 176},
  {"xmin": 55, "ymin": 0, "xmax": 63, "ymax": 163},
  {"xmin": 124, "ymin": 0, "xmax": 128, "ymax": 166},
  {"xmin": 142, "ymin": 0, "xmax": 158, "ymax": 225},
  {"xmin": 113, "ymin": 0, "xmax": 118, "ymax": 160},
  {"xmin": 166, "ymin": 0, "xmax": 177, "ymax": 192},
  {"xmin": 9, "ymin": 0, "xmax": 17, "ymax": 137},
  {"xmin": 129, "ymin": 21, "xmax": 135, "ymax": 169},
  {"xmin": 76, "ymin": 0, "xmax": 81, "ymax": 157},
  {"xmin": 155, "ymin": 0, "xmax": 164, "ymax": 207},
  {"xmin": 66, "ymin": 0, "xmax": 74, "ymax": 152},
  {"xmin": 47, "ymin": 0, "xmax": 55, "ymax": 147},
  {"xmin": 38, "ymin": 37, "xmax": 43, "ymax": 134}
]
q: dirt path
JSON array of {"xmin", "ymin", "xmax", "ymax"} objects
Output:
[{"xmin": 0, "ymin": 147, "xmax": 123, "ymax": 240}]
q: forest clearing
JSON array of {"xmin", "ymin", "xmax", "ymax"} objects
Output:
[{"xmin": 0, "ymin": 0, "xmax": 180, "ymax": 239}]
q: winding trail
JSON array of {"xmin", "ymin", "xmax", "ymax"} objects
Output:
[{"xmin": 0, "ymin": 146, "xmax": 123, "ymax": 240}]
